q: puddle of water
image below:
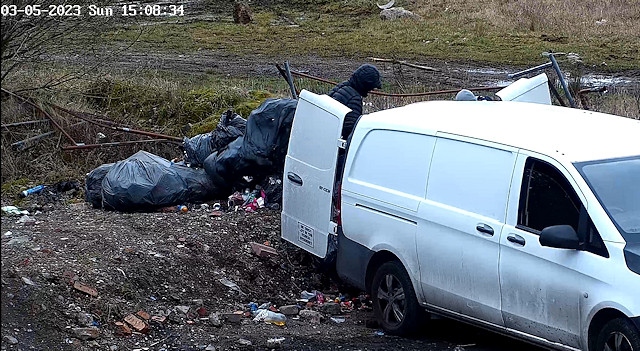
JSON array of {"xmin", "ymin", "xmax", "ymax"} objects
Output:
[
  {"xmin": 469, "ymin": 68, "xmax": 638, "ymax": 89},
  {"xmin": 580, "ymin": 74, "xmax": 633, "ymax": 87}
]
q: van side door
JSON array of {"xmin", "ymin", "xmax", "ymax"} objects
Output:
[
  {"xmin": 281, "ymin": 90, "xmax": 351, "ymax": 258},
  {"xmin": 499, "ymin": 152, "xmax": 610, "ymax": 349},
  {"xmin": 417, "ymin": 135, "xmax": 517, "ymax": 326}
]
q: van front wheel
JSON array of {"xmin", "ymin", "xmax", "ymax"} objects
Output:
[
  {"xmin": 371, "ymin": 261, "xmax": 422, "ymax": 335},
  {"xmin": 594, "ymin": 318, "xmax": 640, "ymax": 351}
]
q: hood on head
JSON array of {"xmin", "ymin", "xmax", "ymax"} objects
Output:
[{"xmin": 348, "ymin": 64, "xmax": 382, "ymax": 97}]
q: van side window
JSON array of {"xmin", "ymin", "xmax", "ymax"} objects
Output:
[
  {"xmin": 517, "ymin": 159, "xmax": 580, "ymax": 233},
  {"xmin": 518, "ymin": 158, "xmax": 609, "ymax": 257}
]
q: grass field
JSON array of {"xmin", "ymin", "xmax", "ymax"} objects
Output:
[{"xmin": 102, "ymin": 0, "xmax": 640, "ymax": 69}]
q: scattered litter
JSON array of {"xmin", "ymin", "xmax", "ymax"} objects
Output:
[
  {"xmin": 267, "ymin": 337, "xmax": 285, "ymax": 347},
  {"xmin": 71, "ymin": 327, "xmax": 100, "ymax": 341},
  {"xmin": 116, "ymin": 268, "xmax": 126, "ymax": 278},
  {"xmin": 3, "ymin": 231, "xmax": 12, "ymax": 237},
  {"xmin": 374, "ymin": 331, "xmax": 385, "ymax": 336},
  {"xmin": 219, "ymin": 277, "xmax": 245, "ymax": 295},
  {"xmin": 2, "ymin": 206, "xmax": 29, "ymax": 216},
  {"xmin": 237, "ymin": 338, "xmax": 252, "ymax": 346},
  {"xmin": 300, "ymin": 290, "xmax": 316, "ymax": 301},
  {"xmin": 175, "ymin": 306, "xmax": 190, "ymax": 314},
  {"xmin": 3, "ymin": 335, "xmax": 18, "ymax": 344},
  {"xmin": 252, "ymin": 309, "xmax": 286, "ymax": 326},
  {"xmin": 209, "ymin": 312, "xmax": 222, "ymax": 327},
  {"xmin": 21, "ymin": 277, "xmax": 36, "ymax": 286},
  {"xmin": 330, "ymin": 317, "xmax": 346, "ymax": 323},
  {"xmin": 7, "ymin": 236, "xmax": 30, "ymax": 245},
  {"xmin": 73, "ymin": 281, "xmax": 98, "ymax": 297},
  {"xmin": 16, "ymin": 215, "xmax": 37, "ymax": 225},
  {"xmin": 20, "ymin": 184, "xmax": 46, "ymax": 197}
]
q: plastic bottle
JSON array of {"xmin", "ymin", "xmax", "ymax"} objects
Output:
[
  {"xmin": 20, "ymin": 185, "xmax": 45, "ymax": 198},
  {"xmin": 177, "ymin": 205, "xmax": 188, "ymax": 213},
  {"xmin": 253, "ymin": 309, "xmax": 286, "ymax": 326}
]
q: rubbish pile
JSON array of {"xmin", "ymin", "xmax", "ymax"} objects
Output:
[{"xmin": 85, "ymin": 98, "xmax": 297, "ymax": 212}]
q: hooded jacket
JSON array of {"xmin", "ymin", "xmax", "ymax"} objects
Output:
[{"xmin": 328, "ymin": 64, "xmax": 382, "ymax": 138}]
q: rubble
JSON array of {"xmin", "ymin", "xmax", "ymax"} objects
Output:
[{"xmin": 71, "ymin": 327, "xmax": 100, "ymax": 340}]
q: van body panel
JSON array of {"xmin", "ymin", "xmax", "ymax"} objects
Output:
[
  {"xmin": 339, "ymin": 190, "xmax": 422, "ymax": 296},
  {"xmin": 416, "ymin": 137, "xmax": 517, "ymax": 326},
  {"xmin": 281, "ymin": 90, "xmax": 351, "ymax": 258},
  {"xmin": 343, "ymin": 129, "xmax": 435, "ymax": 211},
  {"xmin": 499, "ymin": 151, "xmax": 640, "ymax": 349}
]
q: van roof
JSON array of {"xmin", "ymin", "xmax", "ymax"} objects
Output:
[{"xmin": 361, "ymin": 101, "xmax": 640, "ymax": 162}]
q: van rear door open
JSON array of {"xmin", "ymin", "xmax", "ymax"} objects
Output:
[{"xmin": 281, "ymin": 90, "xmax": 351, "ymax": 258}]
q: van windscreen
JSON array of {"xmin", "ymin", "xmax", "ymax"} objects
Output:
[{"xmin": 576, "ymin": 156, "xmax": 640, "ymax": 239}]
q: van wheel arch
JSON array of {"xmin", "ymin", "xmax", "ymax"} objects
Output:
[
  {"xmin": 365, "ymin": 250, "xmax": 400, "ymax": 293},
  {"xmin": 588, "ymin": 308, "xmax": 636, "ymax": 351}
]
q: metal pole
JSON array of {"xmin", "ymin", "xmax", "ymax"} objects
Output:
[
  {"xmin": 1, "ymin": 88, "xmax": 78, "ymax": 144},
  {"xmin": 2, "ymin": 119, "xmax": 50, "ymax": 128},
  {"xmin": 284, "ymin": 61, "xmax": 298, "ymax": 99},
  {"xmin": 507, "ymin": 62, "xmax": 552, "ymax": 79},
  {"xmin": 52, "ymin": 105, "xmax": 183, "ymax": 142},
  {"xmin": 61, "ymin": 139, "xmax": 179, "ymax": 151},
  {"xmin": 11, "ymin": 121, "xmax": 85, "ymax": 151},
  {"xmin": 548, "ymin": 54, "xmax": 576, "ymax": 108}
]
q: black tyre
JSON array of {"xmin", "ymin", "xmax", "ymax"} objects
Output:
[
  {"xmin": 371, "ymin": 261, "xmax": 423, "ymax": 335},
  {"xmin": 595, "ymin": 318, "xmax": 640, "ymax": 351}
]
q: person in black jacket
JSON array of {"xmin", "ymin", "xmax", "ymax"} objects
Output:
[{"xmin": 328, "ymin": 64, "xmax": 382, "ymax": 139}]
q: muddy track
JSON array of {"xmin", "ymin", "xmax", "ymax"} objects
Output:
[{"xmin": 57, "ymin": 49, "xmax": 640, "ymax": 100}]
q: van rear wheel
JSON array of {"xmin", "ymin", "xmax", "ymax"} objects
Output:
[
  {"xmin": 371, "ymin": 261, "xmax": 422, "ymax": 335},
  {"xmin": 594, "ymin": 318, "xmax": 640, "ymax": 351}
]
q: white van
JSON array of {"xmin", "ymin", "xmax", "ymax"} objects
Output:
[{"xmin": 281, "ymin": 90, "xmax": 640, "ymax": 351}]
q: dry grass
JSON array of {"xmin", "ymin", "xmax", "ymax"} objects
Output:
[{"xmin": 414, "ymin": 0, "xmax": 640, "ymax": 37}]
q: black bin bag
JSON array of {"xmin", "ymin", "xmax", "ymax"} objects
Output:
[
  {"xmin": 242, "ymin": 98, "xmax": 298, "ymax": 174},
  {"xmin": 182, "ymin": 110, "xmax": 247, "ymax": 167},
  {"xmin": 101, "ymin": 151, "xmax": 220, "ymax": 212},
  {"xmin": 85, "ymin": 163, "xmax": 114, "ymax": 209}
]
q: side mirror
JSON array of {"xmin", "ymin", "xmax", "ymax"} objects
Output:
[{"xmin": 539, "ymin": 225, "xmax": 580, "ymax": 250}]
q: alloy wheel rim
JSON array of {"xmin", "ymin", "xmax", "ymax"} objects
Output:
[
  {"xmin": 377, "ymin": 273, "xmax": 406, "ymax": 326},
  {"xmin": 604, "ymin": 331, "xmax": 633, "ymax": 351}
]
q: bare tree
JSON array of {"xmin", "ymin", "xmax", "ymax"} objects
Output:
[{"xmin": 1, "ymin": 1, "xmax": 126, "ymax": 89}]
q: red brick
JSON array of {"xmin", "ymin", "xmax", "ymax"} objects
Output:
[
  {"xmin": 249, "ymin": 242, "xmax": 278, "ymax": 258},
  {"xmin": 135, "ymin": 310, "xmax": 151, "ymax": 320},
  {"xmin": 114, "ymin": 322, "xmax": 132, "ymax": 336},
  {"xmin": 151, "ymin": 315, "xmax": 166, "ymax": 323},
  {"xmin": 73, "ymin": 281, "xmax": 98, "ymax": 297},
  {"xmin": 124, "ymin": 314, "xmax": 149, "ymax": 333}
]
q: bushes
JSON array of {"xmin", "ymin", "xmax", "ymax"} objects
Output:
[{"xmin": 86, "ymin": 76, "xmax": 272, "ymax": 137}]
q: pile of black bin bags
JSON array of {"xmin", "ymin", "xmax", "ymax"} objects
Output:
[{"xmin": 85, "ymin": 98, "xmax": 298, "ymax": 212}]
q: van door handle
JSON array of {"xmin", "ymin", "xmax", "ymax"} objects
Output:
[
  {"xmin": 507, "ymin": 234, "xmax": 526, "ymax": 246},
  {"xmin": 287, "ymin": 172, "xmax": 303, "ymax": 186},
  {"xmin": 476, "ymin": 224, "xmax": 494, "ymax": 236}
]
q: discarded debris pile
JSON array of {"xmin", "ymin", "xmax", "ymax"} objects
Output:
[{"xmin": 86, "ymin": 98, "xmax": 297, "ymax": 212}]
